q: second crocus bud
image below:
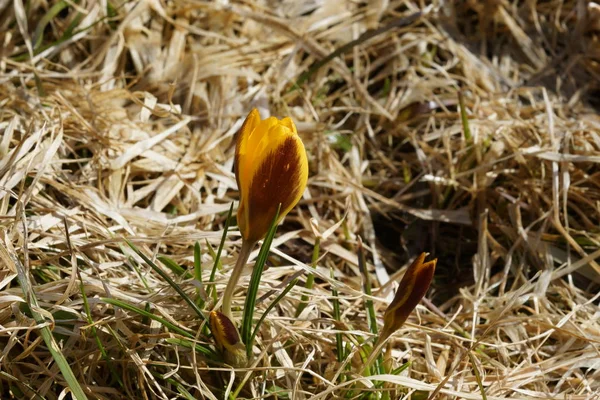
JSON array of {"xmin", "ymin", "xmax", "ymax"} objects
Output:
[
  {"xmin": 364, "ymin": 252, "xmax": 437, "ymax": 372},
  {"xmin": 209, "ymin": 311, "xmax": 248, "ymax": 367},
  {"xmin": 379, "ymin": 252, "xmax": 437, "ymax": 344}
]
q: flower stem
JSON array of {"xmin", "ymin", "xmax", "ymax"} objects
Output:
[
  {"xmin": 222, "ymin": 239, "xmax": 255, "ymax": 321},
  {"xmin": 363, "ymin": 333, "xmax": 388, "ymax": 375}
]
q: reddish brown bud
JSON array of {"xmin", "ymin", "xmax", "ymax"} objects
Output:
[
  {"xmin": 209, "ymin": 311, "xmax": 248, "ymax": 367},
  {"xmin": 380, "ymin": 253, "xmax": 436, "ymax": 342}
]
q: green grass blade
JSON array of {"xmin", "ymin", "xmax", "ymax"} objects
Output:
[
  {"xmin": 157, "ymin": 255, "xmax": 192, "ymax": 278},
  {"xmin": 390, "ymin": 361, "xmax": 411, "ymax": 375},
  {"xmin": 12, "ymin": 6, "xmax": 109, "ymax": 61},
  {"xmin": 102, "ymin": 298, "xmax": 192, "ymax": 338},
  {"xmin": 61, "ymin": 10, "xmax": 85, "ymax": 40},
  {"xmin": 126, "ymin": 255, "xmax": 151, "ymax": 291},
  {"xmin": 125, "ymin": 239, "xmax": 207, "ymax": 321},
  {"xmin": 193, "ymin": 241, "xmax": 206, "ymax": 309},
  {"xmin": 241, "ymin": 204, "xmax": 281, "ymax": 358},
  {"xmin": 101, "ymin": 297, "xmax": 216, "ymax": 358},
  {"xmin": 205, "ymin": 240, "xmax": 220, "ymax": 303},
  {"xmin": 358, "ymin": 239, "xmax": 378, "ymax": 335},
  {"xmin": 0, "ymin": 371, "xmax": 44, "ymax": 399},
  {"xmin": 0, "ymin": 243, "xmax": 89, "ymax": 400},
  {"xmin": 79, "ymin": 276, "xmax": 123, "ymax": 387},
  {"xmin": 32, "ymin": 1, "xmax": 69, "ymax": 50},
  {"xmin": 345, "ymin": 339, "xmax": 372, "ymax": 399},
  {"xmin": 357, "ymin": 238, "xmax": 383, "ymax": 376},
  {"xmin": 208, "ymin": 203, "xmax": 234, "ymax": 302},
  {"xmin": 165, "ymin": 338, "xmax": 220, "ymax": 361},
  {"xmin": 468, "ymin": 351, "xmax": 487, "ymax": 400},
  {"xmin": 194, "ymin": 241, "xmax": 202, "ymax": 283},
  {"xmin": 295, "ymin": 237, "xmax": 320, "ymax": 317},
  {"xmin": 330, "ymin": 267, "xmax": 344, "ymax": 363},
  {"xmin": 250, "ymin": 277, "xmax": 298, "ymax": 347},
  {"xmin": 174, "ymin": 382, "xmax": 196, "ymax": 400}
]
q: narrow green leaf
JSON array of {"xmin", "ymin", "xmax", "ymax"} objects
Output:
[
  {"xmin": 125, "ymin": 239, "xmax": 207, "ymax": 322},
  {"xmin": 32, "ymin": 1, "xmax": 69, "ymax": 50},
  {"xmin": 13, "ymin": 13, "xmax": 90, "ymax": 61},
  {"xmin": 345, "ymin": 339, "xmax": 373, "ymax": 399},
  {"xmin": 193, "ymin": 241, "xmax": 206, "ymax": 310},
  {"xmin": 126, "ymin": 255, "xmax": 150, "ymax": 292},
  {"xmin": 0, "ymin": 371, "xmax": 44, "ymax": 399},
  {"xmin": 205, "ymin": 240, "xmax": 219, "ymax": 303},
  {"xmin": 79, "ymin": 277, "xmax": 123, "ymax": 387},
  {"xmin": 61, "ymin": 10, "xmax": 85, "ymax": 39},
  {"xmin": 158, "ymin": 255, "xmax": 191, "ymax": 278},
  {"xmin": 141, "ymin": 302, "xmax": 151, "ymax": 325},
  {"xmin": 165, "ymin": 338, "xmax": 220, "ymax": 361},
  {"xmin": 0, "ymin": 243, "xmax": 89, "ymax": 400},
  {"xmin": 357, "ymin": 238, "xmax": 383, "ymax": 376},
  {"xmin": 358, "ymin": 239, "xmax": 377, "ymax": 335},
  {"xmin": 390, "ymin": 361, "xmax": 411, "ymax": 375},
  {"xmin": 469, "ymin": 351, "xmax": 487, "ymax": 400},
  {"xmin": 250, "ymin": 277, "xmax": 298, "ymax": 347},
  {"xmin": 175, "ymin": 383, "xmax": 196, "ymax": 400},
  {"xmin": 194, "ymin": 241, "xmax": 202, "ymax": 283},
  {"xmin": 330, "ymin": 267, "xmax": 344, "ymax": 363},
  {"xmin": 102, "ymin": 298, "xmax": 191, "ymax": 338},
  {"xmin": 208, "ymin": 203, "xmax": 234, "ymax": 302},
  {"xmin": 241, "ymin": 204, "xmax": 282, "ymax": 358},
  {"xmin": 295, "ymin": 237, "xmax": 320, "ymax": 317},
  {"xmin": 102, "ymin": 298, "xmax": 216, "ymax": 358}
]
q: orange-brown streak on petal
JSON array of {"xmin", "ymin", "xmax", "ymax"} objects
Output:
[{"xmin": 245, "ymin": 136, "xmax": 305, "ymax": 242}]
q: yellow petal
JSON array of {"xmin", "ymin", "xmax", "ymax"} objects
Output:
[
  {"xmin": 279, "ymin": 117, "xmax": 296, "ymax": 134},
  {"xmin": 235, "ymin": 111, "xmax": 308, "ymax": 242},
  {"xmin": 235, "ymin": 109, "xmax": 261, "ymax": 189}
]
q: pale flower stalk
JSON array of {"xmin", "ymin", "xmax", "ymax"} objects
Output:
[
  {"xmin": 222, "ymin": 239, "xmax": 254, "ymax": 320},
  {"xmin": 221, "ymin": 108, "xmax": 308, "ymax": 321}
]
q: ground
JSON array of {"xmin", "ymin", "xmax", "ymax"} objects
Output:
[{"xmin": 0, "ymin": 1, "xmax": 599, "ymax": 399}]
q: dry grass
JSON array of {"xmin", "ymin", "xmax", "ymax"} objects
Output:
[{"xmin": 1, "ymin": 0, "xmax": 600, "ymax": 399}]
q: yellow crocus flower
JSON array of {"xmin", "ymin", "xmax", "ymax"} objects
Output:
[
  {"xmin": 222, "ymin": 109, "xmax": 309, "ymax": 320},
  {"xmin": 234, "ymin": 108, "xmax": 309, "ymax": 243}
]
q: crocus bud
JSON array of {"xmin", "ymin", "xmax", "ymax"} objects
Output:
[
  {"xmin": 209, "ymin": 311, "xmax": 248, "ymax": 367},
  {"xmin": 234, "ymin": 109, "xmax": 309, "ymax": 243},
  {"xmin": 379, "ymin": 252, "xmax": 436, "ymax": 343}
]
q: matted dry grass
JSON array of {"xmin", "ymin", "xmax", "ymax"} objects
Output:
[{"xmin": 1, "ymin": 0, "xmax": 600, "ymax": 399}]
